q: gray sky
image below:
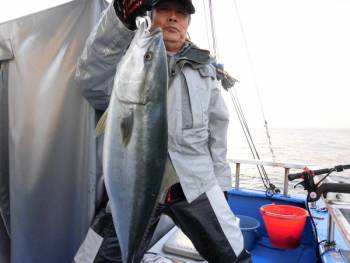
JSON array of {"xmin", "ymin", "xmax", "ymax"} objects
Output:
[
  {"xmin": 190, "ymin": 0, "xmax": 350, "ymax": 129},
  {"xmin": 1, "ymin": 0, "xmax": 350, "ymax": 129}
]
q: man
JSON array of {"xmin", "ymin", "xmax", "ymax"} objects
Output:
[{"xmin": 75, "ymin": 0, "xmax": 251, "ymax": 262}]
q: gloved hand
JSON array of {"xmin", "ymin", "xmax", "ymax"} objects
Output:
[{"xmin": 114, "ymin": 0, "xmax": 153, "ymax": 30}]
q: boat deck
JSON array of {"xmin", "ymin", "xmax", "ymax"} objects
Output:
[
  {"xmin": 251, "ymin": 236, "xmax": 316, "ymax": 263},
  {"xmin": 149, "ymin": 189, "xmax": 349, "ymax": 262},
  {"xmin": 228, "ymin": 189, "xmax": 317, "ymax": 263}
]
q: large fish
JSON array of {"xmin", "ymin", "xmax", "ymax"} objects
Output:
[{"xmin": 102, "ymin": 18, "xmax": 168, "ymax": 263}]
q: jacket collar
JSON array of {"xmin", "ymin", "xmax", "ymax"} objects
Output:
[
  {"xmin": 169, "ymin": 41, "xmax": 237, "ymax": 90},
  {"xmin": 169, "ymin": 41, "xmax": 213, "ymax": 78},
  {"xmin": 177, "ymin": 41, "xmax": 212, "ymax": 66}
]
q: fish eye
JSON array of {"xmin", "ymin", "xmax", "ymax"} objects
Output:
[{"xmin": 144, "ymin": 51, "xmax": 153, "ymax": 61}]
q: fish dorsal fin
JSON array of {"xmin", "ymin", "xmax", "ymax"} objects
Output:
[{"xmin": 95, "ymin": 110, "xmax": 108, "ymax": 137}]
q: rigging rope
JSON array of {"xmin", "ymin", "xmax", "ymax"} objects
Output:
[
  {"xmin": 205, "ymin": 0, "xmax": 279, "ymax": 193},
  {"xmin": 202, "ymin": 0, "xmax": 212, "ymax": 51},
  {"xmin": 207, "ymin": 0, "xmax": 219, "ymax": 59},
  {"xmin": 229, "ymin": 88, "xmax": 276, "ymax": 191},
  {"xmin": 232, "ymin": 0, "xmax": 276, "ymax": 162}
]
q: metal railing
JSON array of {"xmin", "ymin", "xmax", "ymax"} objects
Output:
[{"xmin": 228, "ymin": 159, "xmax": 317, "ymax": 196}]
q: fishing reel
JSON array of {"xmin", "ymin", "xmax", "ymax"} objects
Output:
[
  {"xmin": 288, "ymin": 165, "xmax": 350, "ymax": 202},
  {"xmin": 265, "ymin": 184, "xmax": 281, "ymax": 197}
]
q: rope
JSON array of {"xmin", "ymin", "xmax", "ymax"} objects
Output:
[
  {"xmin": 202, "ymin": 0, "xmax": 212, "ymax": 51},
  {"xmin": 208, "ymin": 0, "xmax": 219, "ymax": 59},
  {"xmin": 229, "ymin": 88, "xmax": 273, "ymax": 190},
  {"xmin": 232, "ymin": 0, "xmax": 276, "ymax": 162},
  {"xmin": 206, "ymin": 0, "xmax": 278, "ymax": 193}
]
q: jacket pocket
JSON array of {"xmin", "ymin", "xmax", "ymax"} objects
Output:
[
  {"xmin": 180, "ymin": 126, "xmax": 209, "ymax": 156},
  {"xmin": 183, "ymin": 66, "xmax": 214, "ymax": 129}
]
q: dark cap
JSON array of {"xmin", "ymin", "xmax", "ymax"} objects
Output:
[{"xmin": 153, "ymin": 0, "xmax": 195, "ymax": 14}]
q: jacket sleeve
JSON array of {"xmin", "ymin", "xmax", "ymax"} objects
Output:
[
  {"xmin": 74, "ymin": 2, "xmax": 135, "ymax": 111},
  {"xmin": 208, "ymin": 78, "xmax": 232, "ymax": 191}
]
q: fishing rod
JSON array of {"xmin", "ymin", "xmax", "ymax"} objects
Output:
[
  {"xmin": 228, "ymin": 88, "xmax": 279, "ymax": 195},
  {"xmin": 288, "ymin": 165, "xmax": 350, "ymax": 202}
]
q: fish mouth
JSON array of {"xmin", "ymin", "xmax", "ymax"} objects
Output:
[
  {"xmin": 137, "ymin": 28, "xmax": 164, "ymax": 48},
  {"xmin": 145, "ymin": 27, "xmax": 163, "ymax": 39},
  {"xmin": 149, "ymin": 27, "xmax": 162, "ymax": 35}
]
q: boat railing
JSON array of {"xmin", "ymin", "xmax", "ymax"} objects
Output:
[{"xmin": 228, "ymin": 159, "xmax": 318, "ymax": 196}]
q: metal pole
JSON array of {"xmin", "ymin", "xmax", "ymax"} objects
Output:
[
  {"xmin": 327, "ymin": 213, "xmax": 335, "ymax": 243},
  {"xmin": 235, "ymin": 163, "xmax": 241, "ymax": 189},
  {"xmin": 283, "ymin": 168, "xmax": 290, "ymax": 196}
]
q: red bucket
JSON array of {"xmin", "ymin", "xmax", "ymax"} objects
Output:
[{"xmin": 260, "ymin": 204, "xmax": 308, "ymax": 249}]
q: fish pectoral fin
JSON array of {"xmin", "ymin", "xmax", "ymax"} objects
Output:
[
  {"xmin": 95, "ymin": 110, "xmax": 108, "ymax": 137},
  {"xmin": 121, "ymin": 109, "xmax": 134, "ymax": 146}
]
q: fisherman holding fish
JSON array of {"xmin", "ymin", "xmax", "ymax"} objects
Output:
[{"xmin": 75, "ymin": 0, "xmax": 251, "ymax": 262}]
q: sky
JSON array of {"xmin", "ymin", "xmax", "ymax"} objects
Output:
[
  {"xmin": 1, "ymin": 0, "xmax": 350, "ymax": 129},
  {"xmin": 190, "ymin": 0, "xmax": 350, "ymax": 130}
]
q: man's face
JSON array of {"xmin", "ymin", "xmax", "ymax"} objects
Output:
[{"xmin": 151, "ymin": 1, "xmax": 190, "ymax": 53}]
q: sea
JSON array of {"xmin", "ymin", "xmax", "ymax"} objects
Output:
[{"xmin": 226, "ymin": 128, "xmax": 350, "ymax": 194}]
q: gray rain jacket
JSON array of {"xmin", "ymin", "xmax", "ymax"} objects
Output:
[{"xmin": 75, "ymin": 3, "xmax": 232, "ymax": 203}]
